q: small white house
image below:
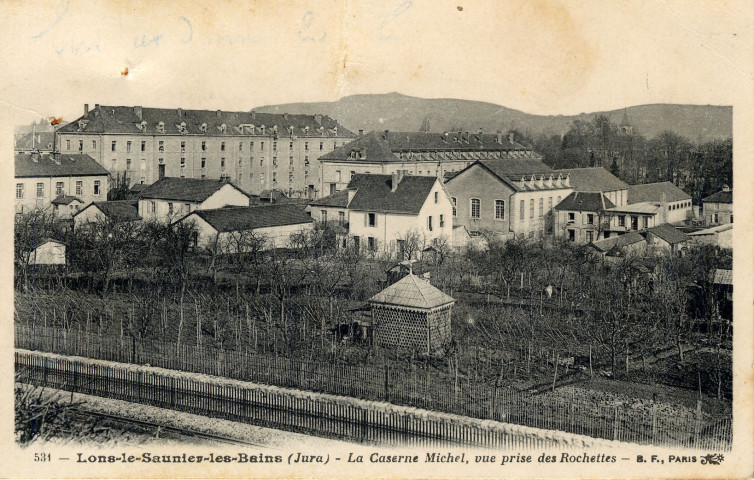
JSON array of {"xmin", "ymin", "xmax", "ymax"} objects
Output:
[
  {"xmin": 345, "ymin": 172, "xmax": 454, "ymax": 258},
  {"xmin": 137, "ymin": 177, "xmax": 250, "ymax": 223},
  {"xmin": 176, "ymin": 204, "xmax": 315, "ymax": 252},
  {"xmin": 73, "ymin": 200, "xmax": 141, "ymax": 230},
  {"xmin": 27, "ymin": 239, "xmax": 66, "ymax": 266}
]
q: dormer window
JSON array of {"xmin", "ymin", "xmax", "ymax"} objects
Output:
[
  {"xmin": 179, "ymin": 121, "xmax": 187, "ymax": 133},
  {"xmin": 260, "ymin": 125, "xmax": 265, "ymax": 135},
  {"xmin": 78, "ymin": 120, "xmax": 86, "ymax": 130},
  {"xmin": 250, "ymin": 124, "xmax": 255, "ymax": 134},
  {"xmin": 158, "ymin": 121, "xmax": 165, "ymax": 133},
  {"xmin": 140, "ymin": 121, "xmax": 148, "ymax": 132},
  {"xmin": 200, "ymin": 123, "xmax": 207, "ymax": 133},
  {"xmin": 220, "ymin": 124, "xmax": 227, "ymax": 133}
]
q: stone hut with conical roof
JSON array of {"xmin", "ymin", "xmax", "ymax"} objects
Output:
[{"xmin": 368, "ymin": 273, "xmax": 455, "ymax": 354}]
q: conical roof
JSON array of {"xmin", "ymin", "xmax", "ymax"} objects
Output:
[{"xmin": 369, "ymin": 274, "xmax": 455, "ymax": 309}]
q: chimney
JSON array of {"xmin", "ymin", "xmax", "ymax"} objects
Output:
[
  {"xmin": 31, "ymin": 152, "xmax": 39, "ymax": 163},
  {"xmin": 251, "ymin": 110, "xmax": 255, "ymax": 119},
  {"xmin": 314, "ymin": 114, "xmax": 322, "ymax": 125},
  {"xmin": 94, "ymin": 104, "xmax": 100, "ymax": 117},
  {"xmin": 216, "ymin": 110, "xmax": 222, "ymax": 117},
  {"xmin": 283, "ymin": 113, "xmax": 288, "ymax": 120},
  {"xmin": 496, "ymin": 130, "xmax": 503, "ymax": 144},
  {"xmin": 384, "ymin": 130, "xmax": 390, "ymax": 141},
  {"xmin": 391, "ymin": 170, "xmax": 405, "ymax": 192},
  {"xmin": 478, "ymin": 127, "xmax": 483, "ymax": 135},
  {"xmin": 134, "ymin": 106, "xmax": 143, "ymax": 120},
  {"xmin": 84, "ymin": 104, "xmax": 89, "ymax": 115},
  {"xmin": 358, "ymin": 129, "xmax": 364, "ymax": 136},
  {"xmin": 177, "ymin": 108, "xmax": 182, "ymax": 117},
  {"xmin": 508, "ymin": 133, "xmax": 514, "ymax": 143}
]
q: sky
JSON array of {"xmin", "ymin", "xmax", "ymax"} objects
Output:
[{"xmin": 0, "ymin": 0, "xmax": 752, "ymax": 125}]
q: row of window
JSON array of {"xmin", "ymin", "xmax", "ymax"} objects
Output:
[
  {"xmin": 16, "ymin": 181, "xmax": 100, "ymax": 199},
  {"xmin": 319, "ymin": 210, "xmax": 347, "ymax": 226},
  {"xmin": 451, "ymin": 196, "xmax": 561, "ymax": 221},
  {"xmin": 67, "ymin": 139, "xmax": 348, "ymax": 153},
  {"xmin": 668, "ymin": 201, "xmax": 691, "ymax": 210}
]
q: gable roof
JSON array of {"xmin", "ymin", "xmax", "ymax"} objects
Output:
[
  {"xmin": 369, "ymin": 273, "xmax": 455, "ymax": 309},
  {"xmin": 15, "ymin": 153, "xmax": 109, "ymax": 178},
  {"xmin": 75, "ymin": 200, "xmax": 141, "ymax": 222},
  {"xmin": 555, "ymin": 192, "xmax": 615, "ymax": 212},
  {"xmin": 308, "ymin": 189, "xmax": 350, "ymax": 208},
  {"xmin": 702, "ymin": 190, "xmax": 732, "ymax": 204},
  {"xmin": 320, "ymin": 130, "xmax": 540, "ymax": 163},
  {"xmin": 185, "ymin": 204, "xmax": 313, "ymax": 232},
  {"xmin": 346, "ymin": 174, "xmax": 438, "ymax": 214},
  {"xmin": 57, "ymin": 105, "xmax": 354, "ymax": 137},
  {"xmin": 687, "ymin": 223, "xmax": 733, "ymax": 236},
  {"xmin": 608, "ymin": 202, "xmax": 662, "ymax": 214},
  {"xmin": 137, "ymin": 177, "xmax": 247, "ymax": 202},
  {"xmin": 628, "ymin": 182, "xmax": 690, "ymax": 204},
  {"xmin": 590, "ymin": 232, "xmax": 645, "ymax": 252},
  {"xmin": 51, "ymin": 195, "xmax": 83, "ymax": 205},
  {"xmin": 646, "ymin": 223, "xmax": 689, "ymax": 245},
  {"xmin": 555, "ymin": 167, "xmax": 628, "ymax": 192},
  {"xmin": 446, "ymin": 159, "xmax": 559, "ymax": 192}
]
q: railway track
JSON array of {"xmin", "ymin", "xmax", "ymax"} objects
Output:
[{"xmin": 69, "ymin": 407, "xmax": 279, "ymax": 448}]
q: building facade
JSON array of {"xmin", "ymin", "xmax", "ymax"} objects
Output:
[
  {"xmin": 319, "ymin": 130, "xmax": 542, "ymax": 195},
  {"xmin": 137, "ymin": 177, "xmax": 250, "ymax": 223},
  {"xmin": 702, "ymin": 187, "xmax": 733, "ymax": 226},
  {"xmin": 627, "ymin": 182, "xmax": 692, "ymax": 224},
  {"xmin": 55, "ymin": 104, "xmax": 355, "ymax": 197},
  {"xmin": 446, "ymin": 160, "xmax": 572, "ymax": 239},
  {"xmin": 15, "ymin": 153, "xmax": 109, "ymax": 215}
]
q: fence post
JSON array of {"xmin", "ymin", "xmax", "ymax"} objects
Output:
[
  {"xmin": 694, "ymin": 400, "xmax": 702, "ymax": 448},
  {"xmin": 651, "ymin": 403, "xmax": 657, "ymax": 442},
  {"xmin": 613, "ymin": 406, "xmax": 619, "ymax": 441},
  {"xmin": 384, "ymin": 363, "xmax": 390, "ymax": 402}
]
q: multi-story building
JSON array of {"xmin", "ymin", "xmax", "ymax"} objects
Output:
[
  {"xmin": 627, "ymin": 182, "xmax": 692, "ymax": 224},
  {"xmin": 445, "ymin": 159, "xmax": 572, "ymax": 240},
  {"xmin": 15, "ymin": 152, "xmax": 109, "ymax": 215},
  {"xmin": 15, "ymin": 131, "xmax": 55, "ymax": 153},
  {"xmin": 554, "ymin": 167, "xmax": 628, "ymax": 207},
  {"xmin": 702, "ymin": 187, "xmax": 733, "ymax": 226},
  {"xmin": 554, "ymin": 192, "xmax": 616, "ymax": 243},
  {"xmin": 318, "ymin": 130, "xmax": 541, "ymax": 195},
  {"xmin": 55, "ymin": 104, "xmax": 355, "ymax": 198},
  {"xmin": 314, "ymin": 172, "xmax": 453, "ymax": 258},
  {"xmin": 136, "ymin": 177, "xmax": 250, "ymax": 223}
]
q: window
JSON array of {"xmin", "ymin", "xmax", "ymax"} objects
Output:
[
  {"xmin": 338, "ymin": 211, "xmax": 345, "ymax": 226},
  {"xmin": 66, "ymin": 140, "xmax": 71, "ymax": 150},
  {"xmin": 336, "ymin": 170, "xmax": 342, "ymax": 182},
  {"xmin": 141, "ymin": 141, "xmax": 146, "ymax": 151},
  {"xmin": 180, "ymin": 157, "xmax": 186, "ymax": 169},
  {"xmin": 158, "ymin": 141, "xmax": 164, "ymax": 151},
  {"xmin": 320, "ymin": 142, "xmax": 324, "ymax": 151},
  {"xmin": 333, "ymin": 141, "xmax": 337, "ymax": 149},
  {"xmin": 201, "ymin": 158, "xmax": 206, "ymax": 168},
  {"xmin": 368, "ymin": 213, "xmax": 376, "ymax": 227},
  {"xmin": 643, "ymin": 216, "xmax": 649, "ymax": 229},
  {"xmin": 520, "ymin": 200, "xmax": 525, "ymax": 220},
  {"xmin": 538, "ymin": 198, "xmax": 544, "ymax": 218},
  {"xmin": 239, "ymin": 142, "xmax": 244, "ymax": 151},
  {"xmin": 618, "ymin": 215, "xmax": 625, "ymax": 227},
  {"xmin": 75, "ymin": 181, "xmax": 82, "ymax": 195},
  {"xmin": 631, "ymin": 216, "xmax": 638, "ymax": 230},
  {"xmin": 587, "ymin": 214, "xmax": 594, "ymax": 225},
  {"xmin": 272, "ymin": 141, "xmax": 277, "ymax": 151},
  {"xmin": 36, "ymin": 182, "xmax": 44, "ymax": 198},
  {"xmin": 451, "ymin": 197, "xmax": 457, "ymax": 217},
  {"xmin": 273, "ymin": 157, "xmax": 278, "ymax": 167},
  {"xmin": 548, "ymin": 197, "xmax": 552, "ymax": 213},
  {"xmin": 92, "ymin": 140, "xmax": 97, "ymax": 149},
  {"xmin": 290, "ymin": 156, "xmax": 294, "ymax": 166},
  {"xmin": 260, "ymin": 157, "xmax": 264, "ymax": 167},
  {"xmin": 272, "ymin": 172, "xmax": 277, "ymax": 183},
  {"xmin": 568, "ymin": 229, "xmax": 575, "ymax": 241},
  {"xmin": 168, "ymin": 202, "xmax": 174, "ymax": 214},
  {"xmin": 111, "ymin": 141, "xmax": 116, "ymax": 152},
  {"xmin": 221, "ymin": 142, "xmax": 226, "ymax": 151},
  {"xmin": 495, "ymin": 200, "xmax": 505, "ymax": 220},
  {"xmin": 184, "ymin": 203, "xmax": 190, "ymax": 213},
  {"xmin": 586, "ymin": 231, "xmax": 594, "ymax": 243},
  {"xmin": 368, "ymin": 237, "xmax": 376, "ymax": 251},
  {"xmin": 434, "ymin": 191, "xmax": 439, "ymax": 203},
  {"xmin": 260, "ymin": 141, "xmax": 264, "ymax": 150},
  {"xmin": 126, "ymin": 141, "xmax": 131, "ymax": 152},
  {"xmin": 529, "ymin": 199, "xmax": 534, "ymax": 218},
  {"xmin": 427, "ymin": 216, "xmax": 434, "ymax": 231},
  {"xmin": 351, "ymin": 171, "xmax": 355, "ymax": 180},
  {"xmin": 150, "ymin": 201, "xmax": 156, "ymax": 213},
  {"xmin": 221, "ymin": 158, "xmax": 225, "ymax": 169},
  {"xmin": 94, "ymin": 180, "xmax": 101, "ymax": 195},
  {"xmin": 290, "ymin": 141, "xmax": 294, "ymax": 150},
  {"xmin": 126, "ymin": 158, "xmax": 131, "ymax": 170},
  {"xmin": 260, "ymin": 173, "xmax": 265, "ymax": 183},
  {"xmin": 305, "ymin": 142, "xmax": 309, "ymax": 151},
  {"xmin": 16, "ymin": 183, "xmax": 23, "ymax": 199},
  {"xmin": 471, "ymin": 198, "xmax": 481, "ymax": 219},
  {"xmin": 56, "ymin": 182, "xmax": 64, "ymax": 195},
  {"xmin": 321, "ymin": 210, "xmax": 328, "ymax": 222},
  {"xmin": 568, "ymin": 212, "xmax": 575, "ymax": 222},
  {"xmin": 304, "ymin": 156, "xmax": 309, "ymax": 166},
  {"xmin": 288, "ymin": 174, "xmax": 293, "ymax": 183},
  {"xmin": 238, "ymin": 158, "xmax": 243, "ymax": 167},
  {"xmin": 78, "ymin": 140, "xmax": 83, "ymax": 151},
  {"xmin": 439, "ymin": 214, "xmax": 445, "ymax": 227}
]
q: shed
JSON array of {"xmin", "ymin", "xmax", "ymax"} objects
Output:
[
  {"xmin": 27, "ymin": 238, "xmax": 66, "ymax": 266},
  {"xmin": 368, "ymin": 272, "xmax": 455, "ymax": 354}
]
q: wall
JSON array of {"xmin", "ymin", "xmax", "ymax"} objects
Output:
[
  {"xmin": 15, "ymin": 174, "xmax": 108, "ymax": 214},
  {"xmin": 703, "ymin": 201, "xmax": 733, "ymax": 226},
  {"xmin": 58, "ymin": 131, "xmax": 354, "ymax": 197},
  {"xmin": 446, "ymin": 166, "xmax": 514, "ymax": 235},
  {"xmin": 138, "ymin": 184, "xmax": 249, "ymax": 223},
  {"xmin": 187, "ymin": 214, "xmax": 313, "ymax": 252},
  {"xmin": 28, "ymin": 242, "xmax": 66, "ymax": 265}
]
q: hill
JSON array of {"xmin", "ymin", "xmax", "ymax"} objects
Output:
[{"xmin": 254, "ymin": 93, "xmax": 731, "ymax": 143}]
